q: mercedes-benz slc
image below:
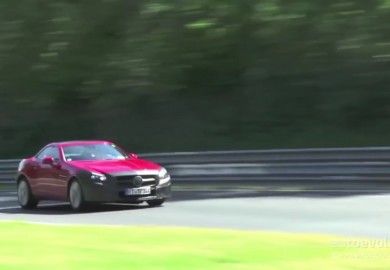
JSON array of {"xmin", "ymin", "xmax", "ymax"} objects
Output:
[{"xmin": 15, "ymin": 140, "xmax": 171, "ymax": 211}]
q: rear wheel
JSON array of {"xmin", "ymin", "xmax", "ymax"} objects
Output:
[
  {"xmin": 147, "ymin": 199, "xmax": 165, "ymax": 207},
  {"xmin": 17, "ymin": 178, "xmax": 38, "ymax": 209},
  {"xmin": 69, "ymin": 180, "xmax": 86, "ymax": 211}
]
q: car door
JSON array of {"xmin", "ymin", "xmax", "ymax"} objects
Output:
[
  {"xmin": 35, "ymin": 146, "xmax": 65, "ymax": 200},
  {"xmin": 32, "ymin": 146, "xmax": 54, "ymax": 198}
]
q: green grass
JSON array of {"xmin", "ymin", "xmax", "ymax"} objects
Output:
[{"xmin": 0, "ymin": 221, "xmax": 389, "ymax": 270}]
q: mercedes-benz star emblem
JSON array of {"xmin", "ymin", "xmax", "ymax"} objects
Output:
[{"xmin": 133, "ymin": 176, "xmax": 143, "ymax": 187}]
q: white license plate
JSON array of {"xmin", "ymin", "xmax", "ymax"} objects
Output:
[{"xmin": 125, "ymin": 187, "xmax": 151, "ymax": 196}]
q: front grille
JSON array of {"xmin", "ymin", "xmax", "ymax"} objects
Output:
[{"xmin": 116, "ymin": 175, "xmax": 158, "ymax": 188}]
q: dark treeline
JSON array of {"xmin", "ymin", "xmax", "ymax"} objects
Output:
[{"xmin": 1, "ymin": 0, "xmax": 390, "ymax": 157}]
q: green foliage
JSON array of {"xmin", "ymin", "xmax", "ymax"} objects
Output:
[{"xmin": 0, "ymin": 0, "xmax": 390, "ymax": 157}]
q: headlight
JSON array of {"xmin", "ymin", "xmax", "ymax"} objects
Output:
[
  {"xmin": 91, "ymin": 172, "xmax": 107, "ymax": 181},
  {"xmin": 158, "ymin": 168, "xmax": 170, "ymax": 185},
  {"xmin": 158, "ymin": 168, "xmax": 169, "ymax": 179}
]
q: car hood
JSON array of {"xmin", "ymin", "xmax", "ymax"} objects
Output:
[{"xmin": 69, "ymin": 158, "xmax": 162, "ymax": 174}]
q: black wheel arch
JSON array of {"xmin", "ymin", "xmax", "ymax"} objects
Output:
[
  {"xmin": 67, "ymin": 176, "xmax": 79, "ymax": 197},
  {"xmin": 16, "ymin": 173, "xmax": 29, "ymax": 185},
  {"xmin": 66, "ymin": 168, "xmax": 91, "ymax": 193}
]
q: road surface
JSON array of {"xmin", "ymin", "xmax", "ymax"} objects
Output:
[{"xmin": 1, "ymin": 189, "xmax": 389, "ymax": 238}]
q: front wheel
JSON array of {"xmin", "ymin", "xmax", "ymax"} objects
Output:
[
  {"xmin": 147, "ymin": 199, "xmax": 165, "ymax": 207},
  {"xmin": 17, "ymin": 178, "xmax": 38, "ymax": 209},
  {"xmin": 69, "ymin": 180, "xmax": 86, "ymax": 211}
]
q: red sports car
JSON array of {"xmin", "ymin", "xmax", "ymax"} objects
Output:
[{"xmin": 15, "ymin": 140, "xmax": 171, "ymax": 211}]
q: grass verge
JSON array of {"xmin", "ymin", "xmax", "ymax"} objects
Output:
[{"xmin": 0, "ymin": 221, "xmax": 389, "ymax": 270}]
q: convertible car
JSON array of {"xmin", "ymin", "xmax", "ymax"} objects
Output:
[{"xmin": 15, "ymin": 140, "xmax": 171, "ymax": 211}]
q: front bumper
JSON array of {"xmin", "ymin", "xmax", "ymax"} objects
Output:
[{"xmin": 80, "ymin": 173, "xmax": 172, "ymax": 203}]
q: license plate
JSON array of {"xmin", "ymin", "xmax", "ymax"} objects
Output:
[{"xmin": 125, "ymin": 187, "xmax": 151, "ymax": 196}]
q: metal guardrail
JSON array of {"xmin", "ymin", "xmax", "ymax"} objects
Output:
[
  {"xmin": 141, "ymin": 147, "xmax": 390, "ymax": 164},
  {"xmin": 0, "ymin": 160, "xmax": 21, "ymax": 183},
  {"xmin": 1, "ymin": 147, "xmax": 390, "ymax": 190}
]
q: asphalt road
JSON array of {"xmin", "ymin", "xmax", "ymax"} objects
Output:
[{"xmin": 1, "ymin": 189, "xmax": 389, "ymax": 239}]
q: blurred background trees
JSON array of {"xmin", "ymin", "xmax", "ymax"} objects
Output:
[{"xmin": 1, "ymin": 0, "xmax": 390, "ymax": 157}]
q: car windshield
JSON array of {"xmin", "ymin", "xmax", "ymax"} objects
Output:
[{"xmin": 62, "ymin": 144, "xmax": 128, "ymax": 161}]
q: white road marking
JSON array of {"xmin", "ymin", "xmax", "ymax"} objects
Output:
[
  {"xmin": 0, "ymin": 220, "xmax": 149, "ymax": 228},
  {"xmin": 0, "ymin": 203, "xmax": 68, "ymax": 211}
]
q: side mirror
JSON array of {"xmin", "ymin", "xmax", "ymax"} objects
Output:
[
  {"xmin": 129, "ymin": 153, "xmax": 138, "ymax": 159},
  {"xmin": 42, "ymin": 156, "xmax": 61, "ymax": 169},
  {"xmin": 42, "ymin": 156, "xmax": 54, "ymax": 165}
]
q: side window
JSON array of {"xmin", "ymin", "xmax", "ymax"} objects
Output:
[
  {"xmin": 36, "ymin": 147, "xmax": 51, "ymax": 160},
  {"xmin": 36, "ymin": 146, "xmax": 60, "ymax": 161}
]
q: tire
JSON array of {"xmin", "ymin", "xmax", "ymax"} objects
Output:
[
  {"xmin": 147, "ymin": 199, "xmax": 165, "ymax": 207},
  {"xmin": 17, "ymin": 178, "xmax": 38, "ymax": 209},
  {"xmin": 68, "ymin": 180, "xmax": 86, "ymax": 211}
]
